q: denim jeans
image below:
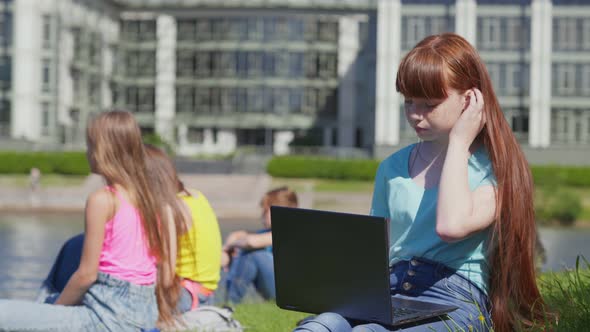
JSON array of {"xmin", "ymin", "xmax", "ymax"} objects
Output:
[
  {"xmin": 177, "ymin": 285, "xmax": 214, "ymax": 313},
  {"xmin": 294, "ymin": 257, "xmax": 492, "ymax": 332},
  {"xmin": 219, "ymin": 249, "xmax": 275, "ymax": 304},
  {"xmin": 36, "ymin": 233, "xmax": 84, "ymax": 299},
  {"xmin": 0, "ymin": 272, "xmax": 158, "ymax": 331}
]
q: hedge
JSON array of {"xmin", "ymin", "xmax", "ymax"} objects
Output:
[
  {"xmin": 267, "ymin": 156, "xmax": 590, "ymax": 187},
  {"xmin": 0, "ymin": 152, "xmax": 90, "ymax": 175}
]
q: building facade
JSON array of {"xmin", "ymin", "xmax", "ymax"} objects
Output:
[{"xmin": 1, "ymin": 0, "xmax": 590, "ymax": 161}]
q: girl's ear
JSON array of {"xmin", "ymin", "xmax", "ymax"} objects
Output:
[{"xmin": 462, "ymin": 89, "xmax": 473, "ymax": 111}]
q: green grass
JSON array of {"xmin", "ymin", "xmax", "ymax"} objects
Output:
[
  {"xmin": 229, "ymin": 261, "xmax": 589, "ymax": 332},
  {"xmin": 0, "ymin": 174, "xmax": 87, "ymax": 188},
  {"xmin": 233, "ymin": 301, "xmax": 307, "ymax": 331}
]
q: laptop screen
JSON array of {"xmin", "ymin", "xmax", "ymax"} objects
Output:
[{"xmin": 271, "ymin": 206, "xmax": 393, "ymax": 323}]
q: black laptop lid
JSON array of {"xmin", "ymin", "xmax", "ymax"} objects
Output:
[{"xmin": 271, "ymin": 206, "xmax": 392, "ymax": 324}]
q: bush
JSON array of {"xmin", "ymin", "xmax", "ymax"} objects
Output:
[
  {"xmin": 0, "ymin": 151, "xmax": 90, "ymax": 175},
  {"xmin": 143, "ymin": 133, "xmax": 174, "ymax": 155},
  {"xmin": 531, "ymin": 166, "xmax": 590, "ymax": 187},
  {"xmin": 536, "ymin": 188, "xmax": 583, "ymax": 226},
  {"xmin": 267, "ymin": 156, "xmax": 380, "ymax": 181}
]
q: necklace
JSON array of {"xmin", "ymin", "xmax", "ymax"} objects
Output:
[{"xmin": 410, "ymin": 142, "xmax": 444, "ymax": 175}]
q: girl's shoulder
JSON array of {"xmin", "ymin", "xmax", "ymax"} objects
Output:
[
  {"xmin": 86, "ymin": 187, "xmax": 117, "ymax": 216},
  {"xmin": 378, "ymin": 144, "xmax": 415, "ymax": 176}
]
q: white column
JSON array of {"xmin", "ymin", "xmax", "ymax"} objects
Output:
[
  {"xmin": 155, "ymin": 15, "xmax": 176, "ymax": 143},
  {"xmin": 101, "ymin": 17, "xmax": 118, "ymax": 111},
  {"xmin": 375, "ymin": 0, "xmax": 401, "ymax": 147},
  {"xmin": 11, "ymin": 0, "xmax": 42, "ymax": 140},
  {"xmin": 455, "ymin": 0, "xmax": 477, "ymax": 46},
  {"xmin": 56, "ymin": 2, "xmax": 74, "ymax": 130},
  {"xmin": 338, "ymin": 16, "xmax": 360, "ymax": 148},
  {"xmin": 273, "ymin": 130, "xmax": 294, "ymax": 155},
  {"xmin": 529, "ymin": 0, "xmax": 552, "ymax": 147}
]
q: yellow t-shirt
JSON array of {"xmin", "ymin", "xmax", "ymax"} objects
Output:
[{"xmin": 176, "ymin": 190, "xmax": 222, "ymax": 291}]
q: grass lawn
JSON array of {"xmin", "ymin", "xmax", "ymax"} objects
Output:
[
  {"xmin": 231, "ymin": 260, "xmax": 590, "ymax": 331},
  {"xmin": 0, "ymin": 174, "xmax": 87, "ymax": 188}
]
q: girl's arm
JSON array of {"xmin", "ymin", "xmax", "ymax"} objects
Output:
[
  {"xmin": 223, "ymin": 230, "xmax": 272, "ymax": 251},
  {"xmin": 55, "ymin": 189, "xmax": 111, "ymax": 305},
  {"xmin": 437, "ymin": 89, "xmax": 497, "ymax": 242}
]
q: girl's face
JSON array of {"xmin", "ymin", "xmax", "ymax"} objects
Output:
[{"xmin": 403, "ymin": 89, "xmax": 467, "ymax": 142}]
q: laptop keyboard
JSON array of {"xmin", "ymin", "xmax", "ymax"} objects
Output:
[{"xmin": 392, "ymin": 307, "xmax": 421, "ymax": 318}]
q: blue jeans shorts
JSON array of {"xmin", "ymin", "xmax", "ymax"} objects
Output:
[
  {"xmin": 0, "ymin": 272, "xmax": 158, "ymax": 331},
  {"xmin": 294, "ymin": 257, "xmax": 492, "ymax": 332}
]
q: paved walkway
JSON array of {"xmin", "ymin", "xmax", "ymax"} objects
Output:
[{"xmin": 0, "ymin": 174, "xmax": 371, "ymax": 219}]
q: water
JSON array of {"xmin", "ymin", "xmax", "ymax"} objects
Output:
[{"xmin": 0, "ymin": 213, "xmax": 589, "ymax": 300}]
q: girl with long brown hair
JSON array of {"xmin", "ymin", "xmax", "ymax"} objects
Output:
[
  {"xmin": 0, "ymin": 111, "xmax": 178, "ymax": 331},
  {"xmin": 144, "ymin": 144, "xmax": 222, "ymax": 314},
  {"xmin": 295, "ymin": 33, "xmax": 549, "ymax": 332}
]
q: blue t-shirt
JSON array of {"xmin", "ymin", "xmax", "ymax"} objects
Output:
[{"xmin": 370, "ymin": 144, "xmax": 497, "ymax": 294}]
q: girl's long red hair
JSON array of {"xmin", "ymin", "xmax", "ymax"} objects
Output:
[{"xmin": 396, "ymin": 33, "xmax": 551, "ymax": 331}]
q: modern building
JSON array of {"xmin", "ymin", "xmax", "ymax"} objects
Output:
[{"xmin": 1, "ymin": 0, "xmax": 589, "ymax": 162}]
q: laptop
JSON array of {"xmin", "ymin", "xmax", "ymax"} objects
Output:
[{"xmin": 270, "ymin": 206, "xmax": 458, "ymax": 327}]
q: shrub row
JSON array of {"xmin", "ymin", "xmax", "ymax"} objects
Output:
[
  {"xmin": 0, "ymin": 152, "xmax": 90, "ymax": 175},
  {"xmin": 267, "ymin": 156, "xmax": 380, "ymax": 181},
  {"xmin": 267, "ymin": 156, "xmax": 590, "ymax": 187}
]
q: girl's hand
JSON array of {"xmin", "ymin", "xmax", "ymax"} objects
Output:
[{"xmin": 450, "ymin": 88, "xmax": 486, "ymax": 149}]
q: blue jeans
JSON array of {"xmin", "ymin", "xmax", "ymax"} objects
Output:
[
  {"xmin": 0, "ymin": 272, "xmax": 158, "ymax": 331},
  {"xmin": 294, "ymin": 257, "xmax": 492, "ymax": 332},
  {"xmin": 177, "ymin": 284, "xmax": 214, "ymax": 313},
  {"xmin": 36, "ymin": 233, "xmax": 84, "ymax": 300},
  {"xmin": 221, "ymin": 249, "xmax": 275, "ymax": 304}
]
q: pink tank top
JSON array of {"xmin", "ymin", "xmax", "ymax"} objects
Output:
[{"xmin": 98, "ymin": 186, "xmax": 157, "ymax": 285}]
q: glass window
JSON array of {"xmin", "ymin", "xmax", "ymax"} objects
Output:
[
  {"xmin": 196, "ymin": 19, "xmax": 211, "ymax": 41},
  {"xmin": 247, "ymin": 52, "xmax": 262, "ymax": 77},
  {"xmin": 139, "ymin": 21, "xmax": 156, "ymax": 41},
  {"xmin": 176, "ymin": 86, "xmax": 193, "ymax": 113},
  {"xmin": 187, "ymin": 127, "xmax": 204, "ymax": 143},
  {"xmin": 273, "ymin": 88, "xmax": 289, "ymax": 114},
  {"xmin": 318, "ymin": 53, "xmax": 337, "ymax": 79},
  {"xmin": 236, "ymin": 87, "xmax": 247, "ymax": 113},
  {"xmin": 504, "ymin": 64, "xmax": 522, "ymax": 96},
  {"xmin": 554, "ymin": 18, "xmax": 578, "ymax": 51},
  {"xmin": 42, "ymin": 59, "xmax": 51, "ymax": 92},
  {"xmin": 176, "ymin": 50, "xmax": 193, "ymax": 77},
  {"xmin": 138, "ymin": 87, "xmax": 154, "ymax": 113},
  {"xmin": 236, "ymin": 52, "xmax": 248, "ymax": 78},
  {"xmin": 221, "ymin": 52, "xmax": 236, "ymax": 77},
  {"xmin": 289, "ymin": 52, "xmax": 304, "ymax": 78},
  {"xmin": 210, "ymin": 87, "xmax": 221, "ymax": 113},
  {"xmin": 263, "ymin": 18, "xmax": 277, "ymax": 41},
  {"xmin": 581, "ymin": 65, "xmax": 590, "ymax": 96},
  {"xmin": 195, "ymin": 87, "xmax": 210, "ymax": 113},
  {"xmin": 221, "ymin": 87, "xmax": 236, "ymax": 113},
  {"xmin": 556, "ymin": 64, "xmax": 577, "ymax": 96},
  {"xmin": 305, "ymin": 52, "xmax": 318, "ymax": 78},
  {"xmin": 288, "ymin": 18, "xmax": 305, "ymax": 41},
  {"xmin": 405, "ymin": 17, "xmax": 426, "ymax": 49},
  {"xmin": 195, "ymin": 52, "xmax": 211, "ymax": 77},
  {"xmin": 486, "ymin": 63, "xmax": 502, "ymax": 94},
  {"xmin": 42, "ymin": 15, "xmax": 51, "ymax": 49},
  {"xmin": 583, "ymin": 19, "xmax": 590, "ymax": 51},
  {"xmin": 429, "ymin": 16, "xmax": 448, "ymax": 35},
  {"xmin": 247, "ymin": 18, "xmax": 263, "ymax": 40},
  {"xmin": 318, "ymin": 21, "xmax": 338, "ymax": 42},
  {"xmin": 479, "ymin": 17, "xmax": 502, "ymax": 50},
  {"xmin": 88, "ymin": 79, "xmax": 100, "ymax": 105},
  {"xmin": 247, "ymin": 87, "xmax": 263, "ymax": 112},
  {"xmin": 303, "ymin": 87, "xmax": 317, "ymax": 115},
  {"xmin": 505, "ymin": 17, "xmax": 524, "ymax": 50},
  {"xmin": 289, "ymin": 88, "xmax": 304, "ymax": 113},
  {"xmin": 124, "ymin": 21, "xmax": 139, "ymax": 41},
  {"xmin": 138, "ymin": 51, "xmax": 155, "ymax": 76},
  {"xmin": 177, "ymin": 20, "xmax": 195, "ymax": 41},
  {"xmin": 41, "ymin": 102, "xmax": 50, "ymax": 136},
  {"xmin": 263, "ymin": 52, "xmax": 276, "ymax": 76},
  {"xmin": 126, "ymin": 87, "xmax": 138, "ymax": 112},
  {"xmin": 304, "ymin": 17, "xmax": 317, "ymax": 41}
]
